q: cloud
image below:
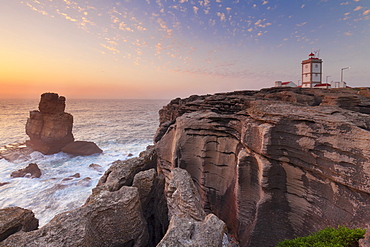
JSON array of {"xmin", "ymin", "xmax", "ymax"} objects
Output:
[
  {"xmin": 296, "ymin": 22, "xmax": 307, "ymax": 27},
  {"xmin": 364, "ymin": 9, "xmax": 370, "ymax": 15},
  {"xmin": 353, "ymin": 6, "xmax": 363, "ymax": 11},
  {"xmin": 344, "ymin": 31, "xmax": 353, "ymax": 36},
  {"xmin": 217, "ymin": 12, "xmax": 226, "ymax": 22}
]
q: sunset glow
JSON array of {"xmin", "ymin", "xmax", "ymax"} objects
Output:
[{"xmin": 1, "ymin": 0, "xmax": 369, "ymax": 99}]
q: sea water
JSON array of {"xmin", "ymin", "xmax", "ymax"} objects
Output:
[{"xmin": 0, "ymin": 98, "xmax": 168, "ymax": 226}]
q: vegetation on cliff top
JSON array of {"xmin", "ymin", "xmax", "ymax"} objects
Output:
[{"xmin": 276, "ymin": 226, "xmax": 365, "ymax": 247}]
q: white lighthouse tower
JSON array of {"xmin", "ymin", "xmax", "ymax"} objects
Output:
[{"xmin": 301, "ymin": 52, "xmax": 323, "ymax": 88}]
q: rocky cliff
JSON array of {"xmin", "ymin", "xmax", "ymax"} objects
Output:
[
  {"xmin": 1, "ymin": 87, "xmax": 370, "ymax": 246},
  {"xmin": 155, "ymin": 87, "xmax": 370, "ymax": 246}
]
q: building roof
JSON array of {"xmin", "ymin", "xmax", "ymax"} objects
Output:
[
  {"xmin": 314, "ymin": 83, "xmax": 331, "ymax": 87},
  {"xmin": 281, "ymin": 81, "xmax": 291, "ymax": 85}
]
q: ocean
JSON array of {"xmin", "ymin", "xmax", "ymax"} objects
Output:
[{"xmin": 0, "ymin": 98, "xmax": 168, "ymax": 227}]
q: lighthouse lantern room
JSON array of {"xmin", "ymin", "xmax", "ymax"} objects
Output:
[{"xmin": 301, "ymin": 52, "xmax": 323, "ymax": 88}]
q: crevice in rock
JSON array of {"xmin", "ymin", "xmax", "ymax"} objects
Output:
[{"xmin": 0, "ymin": 225, "xmax": 22, "ymax": 242}]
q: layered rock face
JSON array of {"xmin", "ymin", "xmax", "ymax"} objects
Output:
[
  {"xmin": 155, "ymin": 87, "xmax": 370, "ymax": 246},
  {"xmin": 25, "ymin": 93, "xmax": 74, "ymax": 154}
]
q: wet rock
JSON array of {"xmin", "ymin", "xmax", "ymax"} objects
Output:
[
  {"xmin": 61, "ymin": 141, "xmax": 102, "ymax": 156},
  {"xmin": 0, "ymin": 143, "xmax": 33, "ymax": 163},
  {"xmin": 77, "ymin": 177, "xmax": 92, "ymax": 187},
  {"xmin": 88, "ymin": 164, "xmax": 104, "ymax": 172},
  {"xmin": 10, "ymin": 163, "xmax": 41, "ymax": 178},
  {"xmin": 70, "ymin": 173, "xmax": 80, "ymax": 178},
  {"xmin": 25, "ymin": 93, "xmax": 74, "ymax": 155},
  {"xmin": 61, "ymin": 173, "xmax": 80, "ymax": 182},
  {"xmin": 0, "ymin": 207, "xmax": 38, "ymax": 242},
  {"xmin": 0, "ymin": 182, "xmax": 10, "ymax": 187}
]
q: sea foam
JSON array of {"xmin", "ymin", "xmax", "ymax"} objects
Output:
[{"xmin": 0, "ymin": 99, "xmax": 167, "ymax": 226}]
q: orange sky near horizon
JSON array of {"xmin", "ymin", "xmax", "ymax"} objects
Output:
[{"xmin": 1, "ymin": 0, "xmax": 369, "ymax": 99}]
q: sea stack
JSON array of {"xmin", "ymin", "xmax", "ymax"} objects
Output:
[{"xmin": 25, "ymin": 93, "xmax": 74, "ymax": 155}]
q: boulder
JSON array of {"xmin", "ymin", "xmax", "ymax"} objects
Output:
[
  {"xmin": 83, "ymin": 186, "xmax": 149, "ymax": 247},
  {"xmin": 10, "ymin": 163, "xmax": 41, "ymax": 178},
  {"xmin": 158, "ymin": 214, "xmax": 226, "ymax": 247},
  {"xmin": 61, "ymin": 141, "xmax": 102, "ymax": 156},
  {"xmin": 0, "ymin": 207, "xmax": 38, "ymax": 242},
  {"xmin": 93, "ymin": 146, "xmax": 157, "ymax": 192},
  {"xmin": 0, "ymin": 187, "xmax": 149, "ymax": 247},
  {"xmin": 132, "ymin": 169, "xmax": 156, "ymax": 205},
  {"xmin": 165, "ymin": 168, "xmax": 206, "ymax": 221},
  {"xmin": 25, "ymin": 93, "xmax": 74, "ymax": 154}
]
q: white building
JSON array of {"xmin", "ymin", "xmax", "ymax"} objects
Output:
[
  {"xmin": 275, "ymin": 81, "xmax": 297, "ymax": 87},
  {"xmin": 301, "ymin": 53, "xmax": 323, "ymax": 88},
  {"xmin": 333, "ymin": 81, "xmax": 347, "ymax": 88}
]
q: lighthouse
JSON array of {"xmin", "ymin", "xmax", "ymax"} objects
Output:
[{"xmin": 301, "ymin": 52, "xmax": 323, "ymax": 88}]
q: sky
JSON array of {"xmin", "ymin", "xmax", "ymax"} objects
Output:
[{"xmin": 0, "ymin": 0, "xmax": 369, "ymax": 99}]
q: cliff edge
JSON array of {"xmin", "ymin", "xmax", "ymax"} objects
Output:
[{"xmin": 155, "ymin": 87, "xmax": 370, "ymax": 246}]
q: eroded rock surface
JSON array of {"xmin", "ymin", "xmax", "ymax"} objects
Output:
[
  {"xmin": 158, "ymin": 168, "xmax": 226, "ymax": 247},
  {"xmin": 155, "ymin": 87, "xmax": 370, "ymax": 246},
  {"xmin": 0, "ymin": 186, "xmax": 149, "ymax": 247},
  {"xmin": 158, "ymin": 214, "xmax": 226, "ymax": 247},
  {"xmin": 0, "ymin": 207, "xmax": 38, "ymax": 242}
]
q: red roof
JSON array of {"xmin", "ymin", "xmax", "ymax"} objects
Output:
[
  {"xmin": 309, "ymin": 52, "xmax": 315, "ymax": 57},
  {"xmin": 314, "ymin": 83, "xmax": 331, "ymax": 87},
  {"xmin": 281, "ymin": 81, "xmax": 291, "ymax": 85}
]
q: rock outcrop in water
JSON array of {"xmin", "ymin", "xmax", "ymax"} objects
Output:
[
  {"xmin": 25, "ymin": 93, "xmax": 102, "ymax": 156},
  {"xmin": 10, "ymin": 163, "xmax": 41, "ymax": 178},
  {"xmin": 25, "ymin": 93, "xmax": 74, "ymax": 155},
  {"xmin": 1, "ymin": 87, "xmax": 370, "ymax": 246}
]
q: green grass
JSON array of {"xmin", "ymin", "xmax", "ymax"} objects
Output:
[{"xmin": 276, "ymin": 226, "xmax": 366, "ymax": 247}]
